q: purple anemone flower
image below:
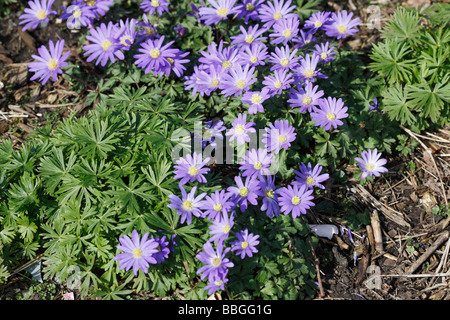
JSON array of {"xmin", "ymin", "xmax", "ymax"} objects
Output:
[
  {"xmin": 241, "ymin": 88, "xmax": 270, "ymax": 114},
  {"xmin": 230, "ymin": 229, "xmax": 260, "ymax": 259},
  {"xmin": 239, "ymin": 148, "xmax": 273, "ymax": 178},
  {"xmin": 369, "ymin": 97, "xmax": 380, "ymax": 112},
  {"xmin": 310, "ymin": 97, "xmax": 348, "ymax": 130},
  {"xmin": 19, "ymin": 0, "xmax": 57, "ymax": 31},
  {"xmin": 313, "ymin": 42, "xmax": 336, "ymax": 64},
  {"xmin": 140, "ymin": 0, "xmax": 170, "ymax": 16},
  {"xmin": 278, "ymin": 183, "xmax": 315, "ymax": 218},
  {"xmin": 323, "ymin": 10, "xmax": 360, "ymax": 39},
  {"xmin": 262, "ymin": 119, "xmax": 296, "ymax": 154},
  {"xmin": 200, "ymin": 189, "xmax": 235, "ymax": 220},
  {"xmin": 293, "ymin": 162, "xmax": 330, "ymax": 189},
  {"xmin": 114, "ymin": 230, "xmax": 159, "ymax": 276},
  {"xmin": 168, "ymin": 186, "xmax": 207, "ymax": 225},
  {"xmin": 239, "ymin": 42, "xmax": 269, "ymax": 67},
  {"xmin": 287, "ymin": 81, "xmax": 324, "ymax": 113},
  {"xmin": 355, "ymin": 148, "xmax": 388, "ymax": 179},
  {"xmin": 258, "ymin": 0, "xmax": 297, "ymax": 28},
  {"xmin": 230, "ymin": 24, "xmax": 267, "ymax": 48},
  {"xmin": 295, "ymin": 53, "xmax": 326, "ymax": 83},
  {"xmin": 156, "ymin": 49, "xmax": 190, "ymax": 77},
  {"xmin": 193, "ymin": 119, "xmax": 227, "ymax": 150},
  {"xmin": 196, "ymin": 240, "xmax": 234, "ymax": 281},
  {"xmin": 83, "ymin": 22, "xmax": 125, "ymax": 67},
  {"xmin": 262, "ymin": 69, "xmax": 294, "ymax": 96},
  {"xmin": 136, "ymin": 14, "xmax": 159, "ymax": 42},
  {"xmin": 209, "ymin": 212, "xmax": 234, "ymax": 243},
  {"xmin": 268, "ymin": 45, "xmax": 300, "ymax": 72},
  {"xmin": 28, "ymin": 39, "xmax": 70, "ymax": 85},
  {"xmin": 256, "ymin": 175, "xmax": 280, "ymax": 218},
  {"xmin": 173, "ymin": 152, "xmax": 210, "ymax": 186},
  {"xmin": 237, "ymin": 0, "xmax": 265, "ymax": 24},
  {"xmin": 61, "ymin": 1, "xmax": 96, "ymax": 29},
  {"xmin": 85, "ymin": 0, "xmax": 114, "ymax": 17},
  {"xmin": 225, "ymin": 113, "xmax": 256, "ymax": 146},
  {"xmin": 152, "ymin": 235, "xmax": 171, "ymax": 264},
  {"xmin": 204, "ymin": 271, "xmax": 229, "ymax": 294},
  {"xmin": 269, "ymin": 16, "xmax": 299, "ymax": 45},
  {"xmin": 199, "ymin": 0, "xmax": 240, "ymax": 26},
  {"xmin": 116, "ymin": 18, "xmax": 138, "ymax": 51},
  {"xmin": 134, "ymin": 35, "xmax": 178, "ymax": 74},
  {"xmin": 227, "ymin": 175, "xmax": 260, "ymax": 211},
  {"xmin": 304, "ymin": 11, "xmax": 331, "ymax": 30},
  {"xmin": 219, "ymin": 64, "xmax": 257, "ymax": 97}
]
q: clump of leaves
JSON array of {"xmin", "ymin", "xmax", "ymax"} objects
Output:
[{"xmin": 369, "ymin": 5, "xmax": 450, "ymax": 132}]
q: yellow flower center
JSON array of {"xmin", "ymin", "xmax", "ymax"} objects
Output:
[
  {"xmin": 320, "ymin": 52, "xmax": 328, "ymax": 60},
  {"xmin": 305, "ymin": 40, "xmax": 311, "ymax": 44},
  {"xmin": 182, "ymin": 200, "xmax": 194, "ymax": 211},
  {"xmin": 210, "ymin": 78, "xmax": 219, "ymax": 87},
  {"xmin": 188, "ymin": 166, "xmax": 198, "ymax": 176},
  {"xmin": 222, "ymin": 60, "xmax": 231, "ymax": 69},
  {"xmin": 151, "ymin": 0, "xmax": 160, "ymax": 7},
  {"xmin": 326, "ymin": 113, "xmax": 336, "ymax": 121},
  {"xmin": 120, "ymin": 36, "xmax": 133, "ymax": 47},
  {"xmin": 213, "ymin": 203, "xmax": 223, "ymax": 211},
  {"xmin": 47, "ymin": 59, "xmax": 58, "ymax": 71},
  {"xmin": 239, "ymin": 187, "xmax": 249, "ymax": 197},
  {"xmin": 146, "ymin": 27, "xmax": 155, "ymax": 36},
  {"xmin": 337, "ymin": 24, "xmax": 348, "ymax": 34},
  {"xmin": 246, "ymin": 3, "xmax": 255, "ymax": 11},
  {"xmin": 304, "ymin": 68, "xmax": 314, "ymax": 78},
  {"xmin": 223, "ymin": 225, "xmax": 231, "ymax": 233},
  {"xmin": 303, "ymin": 95, "xmax": 312, "ymax": 105},
  {"xmin": 274, "ymin": 81, "xmax": 282, "ymax": 89},
  {"xmin": 273, "ymin": 12, "xmax": 282, "ymax": 20},
  {"xmin": 216, "ymin": 7, "xmax": 229, "ymax": 17},
  {"xmin": 212, "ymin": 257, "xmax": 221, "ymax": 267},
  {"xmin": 35, "ymin": 9, "xmax": 47, "ymax": 20},
  {"xmin": 241, "ymin": 241, "xmax": 249, "ymax": 249},
  {"xmin": 251, "ymin": 94, "xmax": 262, "ymax": 104},
  {"xmin": 283, "ymin": 29, "xmax": 292, "ymax": 38},
  {"xmin": 167, "ymin": 57, "xmax": 174, "ymax": 65},
  {"xmin": 235, "ymin": 124, "xmax": 245, "ymax": 134},
  {"xmin": 214, "ymin": 280, "xmax": 223, "ymax": 286},
  {"xmin": 314, "ymin": 20, "xmax": 323, "ymax": 28},
  {"xmin": 245, "ymin": 35, "xmax": 254, "ymax": 44},
  {"xmin": 132, "ymin": 248, "xmax": 143, "ymax": 258},
  {"xmin": 291, "ymin": 196, "xmax": 301, "ymax": 205},
  {"xmin": 254, "ymin": 161, "xmax": 263, "ymax": 170},
  {"xmin": 87, "ymin": 0, "xmax": 96, "ymax": 6},
  {"xmin": 150, "ymin": 48, "xmax": 160, "ymax": 58},
  {"xmin": 73, "ymin": 9, "xmax": 82, "ymax": 18},
  {"xmin": 366, "ymin": 163, "xmax": 375, "ymax": 171},
  {"xmin": 278, "ymin": 134, "xmax": 287, "ymax": 143},
  {"xmin": 306, "ymin": 176, "xmax": 315, "ymax": 185},
  {"xmin": 235, "ymin": 79, "xmax": 246, "ymax": 89},
  {"xmin": 280, "ymin": 58, "xmax": 289, "ymax": 66},
  {"xmin": 250, "ymin": 56, "xmax": 258, "ymax": 63},
  {"xmin": 101, "ymin": 39, "xmax": 112, "ymax": 51},
  {"xmin": 265, "ymin": 189, "xmax": 274, "ymax": 198}
]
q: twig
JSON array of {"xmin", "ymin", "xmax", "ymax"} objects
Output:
[
  {"xmin": 371, "ymin": 210, "xmax": 384, "ymax": 252},
  {"xmin": 405, "ymin": 231, "xmax": 449, "ymax": 275},
  {"xmin": 308, "ymin": 239, "xmax": 325, "ymax": 298},
  {"xmin": 351, "ymin": 184, "xmax": 410, "ymax": 228},
  {"xmin": 400, "ymin": 125, "xmax": 449, "ymax": 211}
]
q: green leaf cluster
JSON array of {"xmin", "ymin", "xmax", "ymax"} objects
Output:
[{"xmin": 369, "ymin": 5, "xmax": 450, "ymax": 131}]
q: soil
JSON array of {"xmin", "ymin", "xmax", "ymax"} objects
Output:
[{"xmin": 0, "ymin": 0, "xmax": 449, "ymax": 301}]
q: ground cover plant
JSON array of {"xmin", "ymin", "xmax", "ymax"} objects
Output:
[{"xmin": 0, "ymin": 0, "xmax": 449, "ymax": 300}]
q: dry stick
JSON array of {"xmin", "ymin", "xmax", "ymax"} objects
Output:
[
  {"xmin": 426, "ymin": 237, "xmax": 450, "ymax": 289},
  {"xmin": 405, "ymin": 231, "xmax": 450, "ymax": 275},
  {"xmin": 308, "ymin": 239, "xmax": 325, "ymax": 298},
  {"xmin": 400, "ymin": 125, "xmax": 449, "ymax": 212},
  {"xmin": 371, "ymin": 210, "xmax": 384, "ymax": 252}
]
